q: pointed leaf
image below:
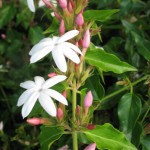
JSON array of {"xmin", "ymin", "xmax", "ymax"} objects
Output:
[
  {"xmin": 39, "ymin": 126, "xmax": 64, "ymax": 150},
  {"xmin": 83, "ymin": 9, "xmax": 119, "ymax": 22},
  {"xmin": 83, "ymin": 123, "xmax": 137, "ymax": 150},
  {"xmin": 85, "ymin": 45, "xmax": 137, "ymax": 74},
  {"xmin": 118, "ymin": 93, "xmax": 141, "ymax": 140}
]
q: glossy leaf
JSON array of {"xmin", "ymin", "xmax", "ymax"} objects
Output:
[
  {"xmin": 83, "ymin": 9, "xmax": 119, "ymax": 22},
  {"xmin": 118, "ymin": 93, "xmax": 141, "ymax": 140},
  {"xmin": 85, "ymin": 45, "xmax": 137, "ymax": 74},
  {"xmin": 0, "ymin": 5, "xmax": 16, "ymax": 28},
  {"xmin": 39, "ymin": 126, "xmax": 64, "ymax": 150},
  {"xmin": 140, "ymin": 135, "xmax": 150, "ymax": 150},
  {"xmin": 84, "ymin": 74, "xmax": 105, "ymax": 100},
  {"xmin": 84, "ymin": 123, "xmax": 137, "ymax": 150},
  {"xmin": 132, "ymin": 32, "xmax": 150, "ymax": 61},
  {"xmin": 29, "ymin": 26, "xmax": 45, "ymax": 45}
]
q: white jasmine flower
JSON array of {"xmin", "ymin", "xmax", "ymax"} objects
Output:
[
  {"xmin": 27, "ymin": 0, "xmax": 57, "ymax": 12},
  {"xmin": 17, "ymin": 75, "xmax": 67, "ymax": 118},
  {"xmin": 27, "ymin": 0, "xmax": 36, "ymax": 12},
  {"xmin": 29, "ymin": 30, "xmax": 82, "ymax": 72}
]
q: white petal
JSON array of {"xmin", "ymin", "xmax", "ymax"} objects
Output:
[
  {"xmin": 29, "ymin": 39, "xmax": 53, "ymax": 56},
  {"xmin": 27, "ymin": 0, "xmax": 35, "ymax": 12},
  {"xmin": 43, "ymin": 89, "xmax": 68, "ymax": 105},
  {"xmin": 20, "ymin": 81, "xmax": 36, "ymax": 89},
  {"xmin": 34, "ymin": 76, "xmax": 45, "ymax": 88},
  {"xmin": 39, "ymin": 0, "xmax": 45, "ymax": 7},
  {"xmin": 42, "ymin": 75, "xmax": 67, "ymax": 89},
  {"xmin": 30, "ymin": 46, "xmax": 53, "ymax": 63},
  {"xmin": 52, "ymin": 46, "xmax": 67, "ymax": 72},
  {"xmin": 21, "ymin": 92, "xmax": 39, "ymax": 118},
  {"xmin": 17, "ymin": 88, "xmax": 36, "ymax": 106},
  {"xmin": 39, "ymin": 93, "xmax": 56, "ymax": 117},
  {"xmin": 62, "ymin": 46, "xmax": 80, "ymax": 64},
  {"xmin": 57, "ymin": 30, "xmax": 79, "ymax": 43},
  {"xmin": 63, "ymin": 42, "xmax": 83, "ymax": 55}
]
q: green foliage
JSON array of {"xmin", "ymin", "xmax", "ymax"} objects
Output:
[
  {"xmin": 118, "ymin": 93, "xmax": 142, "ymax": 140},
  {"xmin": 84, "ymin": 123, "xmax": 137, "ymax": 150},
  {"xmin": 39, "ymin": 126, "xmax": 64, "ymax": 150},
  {"xmin": 85, "ymin": 45, "xmax": 137, "ymax": 74},
  {"xmin": 83, "ymin": 9, "xmax": 119, "ymax": 22}
]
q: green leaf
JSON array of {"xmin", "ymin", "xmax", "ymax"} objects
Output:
[
  {"xmin": 39, "ymin": 126, "xmax": 64, "ymax": 150},
  {"xmin": 84, "ymin": 74, "xmax": 105, "ymax": 100},
  {"xmin": 83, "ymin": 123, "xmax": 137, "ymax": 150},
  {"xmin": 118, "ymin": 93, "xmax": 141, "ymax": 140},
  {"xmin": 85, "ymin": 45, "xmax": 137, "ymax": 74},
  {"xmin": 131, "ymin": 122, "xmax": 143, "ymax": 147},
  {"xmin": 132, "ymin": 32, "xmax": 150, "ymax": 61},
  {"xmin": 140, "ymin": 135, "xmax": 150, "ymax": 150},
  {"xmin": 28, "ymin": 26, "xmax": 45, "ymax": 45},
  {"xmin": 0, "ymin": 5, "xmax": 16, "ymax": 28},
  {"xmin": 83, "ymin": 9, "xmax": 119, "ymax": 22}
]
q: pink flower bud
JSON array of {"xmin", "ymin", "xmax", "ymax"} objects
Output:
[
  {"xmin": 59, "ymin": 19, "xmax": 65, "ymax": 35},
  {"xmin": 76, "ymin": 105, "xmax": 81, "ymax": 115},
  {"xmin": 84, "ymin": 91, "xmax": 93, "ymax": 108},
  {"xmin": 62, "ymin": 91, "xmax": 67, "ymax": 98},
  {"xmin": 82, "ymin": 29, "xmax": 90, "ymax": 48},
  {"xmin": 54, "ymin": 12, "xmax": 62, "ymax": 21},
  {"xmin": 68, "ymin": 2, "xmax": 73, "ymax": 13},
  {"xmin": 75, "ymin": 12, "xmax": 84, "ymax": 26},
  {"xmin": 57, "ymin": 108, "xmax": 64, "ymax": 120},
  {"xmin": 58, "ymin": 0, "xmax": 67, "ymax": 9},
  {"xmin": 48, "ymin": 72, "xmax": 57, "ymax": 78},
  {"xmin": 27, "ymin": 118, "xmax": 44, "ymax": 125},
  {"xmin": 1, "ymin": 34, "xmax": 6, "ymax": 39},
  {"xmin": 86, "ymin": 124, "xmax": 96, "ymax": 130},
  {"xmin": 84, "ymin": 143, "xmax": 96, "ymax": 150},
  {"xmin": 42, "ymin": 0, "xmax": 52, "ymax": 8}
]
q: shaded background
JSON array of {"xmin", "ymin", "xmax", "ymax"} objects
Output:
[{"xmin": 0, "ymin": 0, "xmax": 150, "ymax": 149}]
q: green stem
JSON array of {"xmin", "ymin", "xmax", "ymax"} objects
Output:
[
  {"xmin": 101, "ymin": 75, "xmax": 147, "ymax": 102},
  {"xmin": 141, "ymin": 106, "xmax": 150, "ymax": 124},
  {"xmin": 72, "ymin": 79, "xmax": 78, "ymax": 150}
]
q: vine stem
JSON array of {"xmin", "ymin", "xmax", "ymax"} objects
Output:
[
  {"xmin": 72, "ymin": 79, "xmax": 78, "ymax": 150},
  {"xmin": 101, "ymin": 75, "xmax": 148, "ymax": 102}
]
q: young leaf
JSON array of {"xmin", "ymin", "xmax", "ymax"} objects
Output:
[
  {"xmin": 83, "ymin": 123, "xmax": 137, "ymax": 150},
  {"xmin": 85, "ymin": 46, "xmax": 137, "ymax": 74},
  {"xmin": 39, "ymin": 126, "xmax": 64, "ymax": 150},
  {"xmin": 83, "ymin": 9, "xmax": 119, "ymax": 22},
  {"xmin": 118, "ymin": 93, "xmax": 141, "ymax": 140}
]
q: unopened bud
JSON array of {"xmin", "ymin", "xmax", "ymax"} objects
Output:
[
  {"xmin": 42, "ymin": 0, "xmax": 52, "ymax": 8},
  {"xmin": 57, "ymin": 108, "xmax": 64, "ymax": 120},
  {"xmin": 59, "ymin": 19, "xmax": 65, "ymax": 35},
  {"xmin": 54, "ymin": 12, "xmax": 62, "ymax": 21},
  {"xmin": 82, "ymin": 29, "xmax": 90, "ymax": 48},
  {"xmin": 48, "ymin": 72, "xmax": 57, "ymax": 78},
  {"xmin": 75, "ymin": 12, "xmax": 84, "ymax": 26},
  {"xmin": 62, "ymin": 91, "xmax": 67, "ymax": 98},
  {"xmin": 84, "ymin": 91, "xmax": 93, "ymax": 108},
  {"xmin": 1, "ymin": 34, "xmax": 6, "ymax": 39},
  {"xmin": 58, "ymin": 0, "xmax": 67, "ymax": 9},
  {"xmin": 27, "ymin": 118, "xmax": 44, "ymax": 125},
  {"xmin": 84, "ymin": 143, "xmax": 96, "ymax": 150},
  {"xmin": 76, "ymin": 105, "xmax": 81, "ymax": 115},
  {"xmin": 86, "ymin": 123, "xmax": 96, "ymax": 130},
  {"xmin": 68, "ymin": 2, "xmax": 73, "ymax": 13}
]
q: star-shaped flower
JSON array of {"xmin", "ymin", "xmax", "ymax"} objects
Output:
[
  {"xmin": 17, "ymin": 75, "xmax": 67, "ymax": 118},
  {"xmin": 27, "ymin": 0, "xmax": 57, "ymax": 12},
  {"xmin": 29, "ymin": 30, "xmax": 82, "ymax": 72}
]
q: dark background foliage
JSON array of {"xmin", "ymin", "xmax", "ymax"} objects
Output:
[{"xmin": 0, "ymin": 0, "xmax": 150, "ymax": 149}]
